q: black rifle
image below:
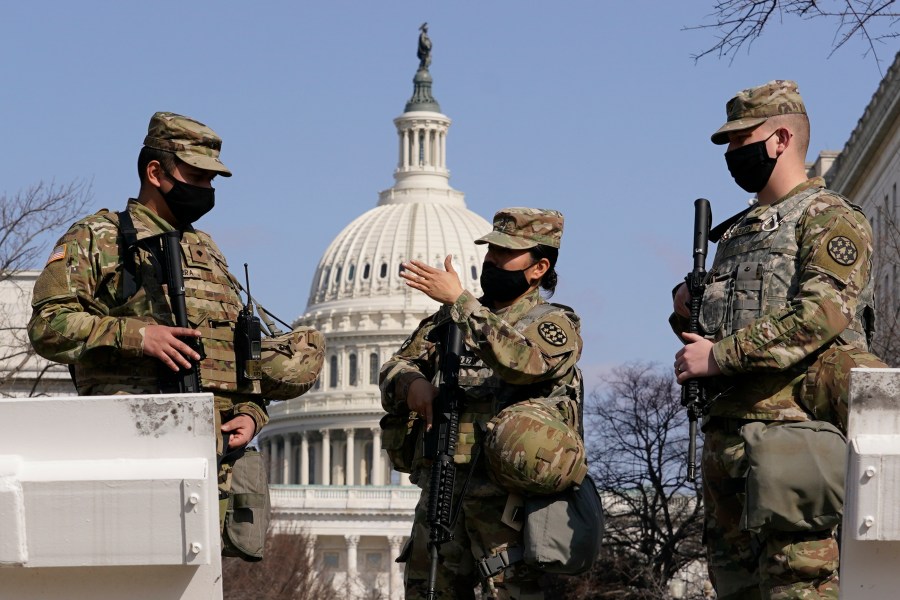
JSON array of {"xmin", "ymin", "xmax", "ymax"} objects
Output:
[
  {"xmin": 424, "ymin": 323, "xmax": 464, "ymax": 600},
  {"xmin": 682, "ymin": 198, "xmax": 711, "ymax": 482},
  {"xmin": 158, "ymin": 230, "xmax": 203, "ymax": 394},
  {"xmin": 234, "ymin": 263, "xmax": 262, "ymax": 387}
]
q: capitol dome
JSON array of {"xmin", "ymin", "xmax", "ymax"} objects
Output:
[
  {"xmin": 260, "ymin": 35, "xmax": 489, "ymax": 600},
  {"xmin": 305, "ymin": 195, "xmax": 488, "ymax": 314}
]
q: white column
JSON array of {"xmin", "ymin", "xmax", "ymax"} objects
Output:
[
  {"xmin": 388, "ymin": 536, "xmax": 404, "ymax": 600},
  {"xmin": 345, "ymin": 534, "xmax": 360, "ymax": 579},
  {"xmin": 321, "ymin": 429, "xmax": 331, "ymax": 486},
  {"xmin": 400, "ymin": 472, "xmax": 411, "ymax": 486},
  {"xmin": 441, "ymin": 131, "xmax": 447, "ymax": 168},
  {"xmin": 306, "ymin": 534, "xmax": 317, "ymax": 563},
  {"xmin": 282, "ymin": 434, "xmax": 293, "ymax": 485},
  {"xmin": 402, "ymin": 129, "xmax": 409, "ymax": 169},
  {"xmin": 423, "ymin": 129, "xmax": 431, "ymax": 166},
  {"xmin": 371, "ymin": 428, "xmax": 383, "ymax": 485},
  {"xmin": 300, "ymin": 431, "xmax": 310, "ymax": 485},
  {"xmin": 345, "ymin": 428, "xmax": 355, "ymax": 486},
  {"xmin": 397, "ymin": 131, "xmax": 403, "ymax": 169},
  {"xmin": 412, "ymin": 128, "xmax": 420, "ymax": 166},
  {"xmin": 268, "ymin": 438, "xmax": 279, "ymax": 483}
]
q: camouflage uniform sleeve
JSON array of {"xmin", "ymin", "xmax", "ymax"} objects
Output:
[
  {"xmin": 28, "ymin": 220, "xmax": 156, "ymax": 364},
  {"xmin": 233, "ymin": 398, "xmax": 269, "ymax": 432},
  {"xmin": 379, "ymin": 315, "xmax": 438, "ymax": 415},
  {"xmin": 712, "ymin": 200, "xmax": 873, "ymax": 375},
  {"xmin": 449, "ymin": 290, "xmax": 582, "ymax": 385}
]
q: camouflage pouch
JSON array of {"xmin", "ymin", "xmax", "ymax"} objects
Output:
[
  {"xmin": 379, "ymin": 411, "xmax": 421, "ymax": 474},
  {"xmin": 740, "ymin": 420, "xmax": 846, "ymax": 535},
  {"xmin": 800, "ymin": 344, "xmax": 887, "ymax": 433},
  {"xmin": 521, "ymin": 474, "xmax": 604, "ymax": 574},
  {"xmin": 221, "ymin": 445, "xmax": 271, "ymax": 561}
]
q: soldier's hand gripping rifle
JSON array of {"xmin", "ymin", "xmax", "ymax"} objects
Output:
[
  {"xmin": 683, "ymin": 198, "xmax": 711, "ymax": 482},
  {"xmin": 158, "ymin": 230, "xmax": 203, "ymax": 394},
  {"xmin": 424, "ymin": 323, "xmax": 464, "ymax": 600}
]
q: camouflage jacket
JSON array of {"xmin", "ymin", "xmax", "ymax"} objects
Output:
[
  {"xmin": 380, "ymin": 288, "xmax": 583, "ymax": 485},
  {"xmin": 28, "ymin": 200, "xmax": 267, "ymax": 430},
  {"xmin": 672, "ymin": 178, "xmax": 875, "ymax": 420}
]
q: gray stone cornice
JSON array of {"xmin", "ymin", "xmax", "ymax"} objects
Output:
[{"xmin": 827, "ymin": 50, "xmax": 900, "ymax": 196}]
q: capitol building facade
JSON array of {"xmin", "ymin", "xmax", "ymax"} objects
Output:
[{"xmin": 257, "ymin": 51, "xmax": 490, "ymax": 599}]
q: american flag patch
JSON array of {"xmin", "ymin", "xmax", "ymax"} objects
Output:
[{"xmin": 46, "ymin": 244, "xmax": 66, "ymax": 265}]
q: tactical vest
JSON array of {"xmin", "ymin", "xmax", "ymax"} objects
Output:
[
  {"xmin": 74, "ymin": 211, "xmax": 258, "ymax": 396},
  {"xmin": 699, "ymin": 187, "xmax": 875, "ymax": 417},
  {"xmin": 442, "ymin": 302, "xmax": 582, "ymax": 465}
]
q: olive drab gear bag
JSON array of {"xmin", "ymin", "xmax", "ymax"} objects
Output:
[
  {"xmin": 739, "ymin": 420, "xmax": 846, "ymax": 535},
  {"xmin": 220, "ymin": 435, "xmax": 271, "ymax": 561},
  {"xmin": 478, "ymin": 474, "xmax": 604, "ymax": 578}
]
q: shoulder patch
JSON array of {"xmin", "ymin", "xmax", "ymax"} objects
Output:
[
  {"xmin": 809, "ymin": 217, "xmax": 868, "ymax": 284},
  {"xmin": 538, "ymin": 321, "xmax": 568, "ymax": 346},
  {"xmin": 827, "ymin": 236, "xmax": 858, "ymax": 266},
  {"xmin": 45, "ymin": 244, "xmax": 67, "ymax": 265}
]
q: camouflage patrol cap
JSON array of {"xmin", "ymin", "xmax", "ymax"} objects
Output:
[
  {"xmin": 475, "ymin": 207, "xmax": 564, "ymax": 250},
  {"xmin": 259, "ymin": 327, "xmax": 325, "ymax": 400},
  {"xmin": 143, "ymin": 111, "xmax": 232, "ymax": 176},
  {"xmin": 711, "ymin": 80, "xmax": 806, "ymax": 145},
  {"xmin": 484, "ymin": 399, "xmax": 588, "ymax": 495}
]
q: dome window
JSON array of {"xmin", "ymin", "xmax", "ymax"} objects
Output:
[
  {"xmin": 363, "ymin": 264, "xmax": 371, "ymax": 280},
  {"xmin": 369, "ymin": 352, "xmax": 379, "ymax": 385},
  {"xmin": 348, "ymin": 265, "xmax": 356, "ymax": 281},
  {"xmin": 471, "ymin": 265, "xmax": 477, "ymax": 279},
  {"xmin": 334, "ymin": 267, "xmax": 342, "ymax": 283},
  {"xmin": 329, "ymin": 355, "xmax": 339, "ymax": 388},
  {"xmin": 349, "ymin": 353, "xmax": 358, "ymax": 386},
  {"xmin": 380, "ymin": 263, "xmax": 388, "ymax": 278}
]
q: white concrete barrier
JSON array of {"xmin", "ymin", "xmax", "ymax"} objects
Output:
[
  {"xmin": 841, "ymin": 368, "xmax": 900, "ymax": 599},
  {"xmin": 0, "ymin": 393, "xmax": 222, "ymax": 600}
]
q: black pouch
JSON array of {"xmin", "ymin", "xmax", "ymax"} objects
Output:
[{"xmin": 221, "ymin": 444, "xmax": 271, "ymax": 561}]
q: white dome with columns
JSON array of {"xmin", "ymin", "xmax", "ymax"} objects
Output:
[{"xmin": 260, "ymin": 35, "xmax": 489, "ymax": 600}]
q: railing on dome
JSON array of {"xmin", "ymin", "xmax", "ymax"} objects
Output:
[
  {"xmin": 267, "ymin": 393, "xmax": 384, "ymax": 417},
  {"xmin": 269, "ymin": 485, "xmax": 421, "ymax": 511}
]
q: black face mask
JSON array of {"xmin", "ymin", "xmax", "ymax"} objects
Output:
[
  {"xmin": 160, "ymin": 171, "xmax": 215, "ymax": 226},
  {"xmin": 724, "ymin": 131, "xmax": 778, "ymax": 194},
  {"xmin": 480, "ymin": 261, "xmax": 534, "ymax": 303}
]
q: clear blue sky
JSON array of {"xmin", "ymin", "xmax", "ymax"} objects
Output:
[{"xmin": 2, "ymin": 2, "xmax": 894, "ymax": 388}]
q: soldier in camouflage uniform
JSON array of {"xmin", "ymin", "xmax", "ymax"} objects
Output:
[
  {"xmin": 28, "ymin": 112, "xmax": 322, "ymax": 532},
  {"xmin": 671, "ymin": 81, "xmax": 878, "ymax": 599},
  {"xmin": 380, "ymin": 208, "xmax": 584, "ymax": 600}
]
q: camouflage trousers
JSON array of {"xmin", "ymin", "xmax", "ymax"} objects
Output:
[
  {"xmin": 401, "ymin": 467, "xmax": 544, "ymax": 600},
  {"xmin": 703, "ymin": 420, "xmax": 840, "ymax": 600}
]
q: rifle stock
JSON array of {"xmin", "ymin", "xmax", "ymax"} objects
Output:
[
  {"xmin": 683, "ymin": 198, "xmax": 710, "ymax": 482},
  {"xmin": 424, "ymin": 323, "xmax": 464, "ymax": 600}
]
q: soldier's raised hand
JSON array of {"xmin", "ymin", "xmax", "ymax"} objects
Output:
[{"xmin": 401, "ymin": 255, "xmax": 464, "ymax": 305}]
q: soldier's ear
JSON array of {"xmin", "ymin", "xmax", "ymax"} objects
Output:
[
  {"xmin": 145, "ymin": 160, "xmax": 165, "ymax": 188},
  {"xmin": 529, "ymin": 257, "xmax": 550, "ymax": 285}
]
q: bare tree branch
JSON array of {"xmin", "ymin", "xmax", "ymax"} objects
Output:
[
  {"xmin": 558, "ymin": 364, "xmax": 708, "ymax": 599},
  {"xmin": 0, "ymin": 181, "xmax": 89, "ymax": 397},
  {"xmin": 0, "ymin": 180, "xmax": 91, "ymax": 279},
  {"xmin": 687, "ymin": 0, "xmax": 900, "ymax": 68}
]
